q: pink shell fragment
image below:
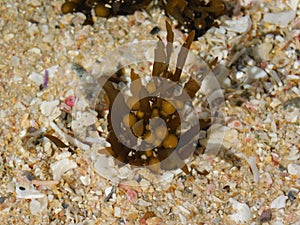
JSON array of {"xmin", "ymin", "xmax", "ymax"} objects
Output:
[
  {"xmin": 65, "ymin": 95, "xmax": 75, "ymax": 107},
  {"xmin": 126, "ymin": 189, "xmax": 138, "ymax": 202}
]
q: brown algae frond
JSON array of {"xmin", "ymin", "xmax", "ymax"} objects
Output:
[{"xmin": 100, "ymin": 22, "xmax": 211, "ymax": 173}]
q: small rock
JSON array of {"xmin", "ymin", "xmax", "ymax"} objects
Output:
[
  {"xmin": 10, "ymin": 56, "xmax": 20, "ymax": 67},
  {"xmin": 260, "ymin": 209, "xmax": 272, "ymax": 223},
  {"xmin": 288, "ymin": 190, "xmax": 296, "ymax": 201},
  {"xmin": 270, "ymin": 195, "xmax": 288, "ymax": 209}
]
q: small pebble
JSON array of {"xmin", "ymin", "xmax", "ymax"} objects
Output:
[
  {"xmin": 283, "ymin": 97, "xmax": 300, "ymax": 109},
  {"xmin": 150, "ymin": 26, "xmax": 160, "ymax": 35},
  {"xmin": 0, "ymin": 197, "xmax": 6, "ymax": 204},
  {"xmin": 10, "ymin": 56, "xmax": 20, "ymax": 67},
  {"xmin": 260, "ymin": 209, "xmax": 272, "ymax": 223},
  {"xmin": 287, "ymin": 191, "xmax": 296, "ymax": 202}
]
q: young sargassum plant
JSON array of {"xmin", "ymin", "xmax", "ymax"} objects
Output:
[{"xmin": 101, "ymin": 22, "xmax": 211, "ymax": 173}]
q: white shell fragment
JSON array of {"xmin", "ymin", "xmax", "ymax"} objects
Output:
[
  {"xmin": 94, "ymin": 155, "xmax": 119, "ymax": 183},
  {"xmin": 29, "ymin": 71, "xmax": 44, "ymax": 85},
  {"xmin": 270, "ymin": 195, "xmax": 288, "ymax": 209},
  {"xmin": 50, "ymin": 121, "xmax": 90, "ymax": 151},
  {"xmin": 252, "ymin": 43, "xmax": 273, "ymax": 61},
  {"xmin": 40, "ymin": 100, "xmax": 59, "ymax": 117},
  {"xmin": 247, "ymin": 66, "xmax": 268, "ymax": 81},
  {"xmin": 30, "ymin": 199, "xmax": 42, "ymax": 215},
  {"xmin": 224, "ymin": 15, "xmax": 252, "ymax": 33},
  {"xmin": 80, "ymin": 175, "xmax": 91, "ymax": 186},
  {"xmin": 50, "ymin": 158, "xmax": 77, "ymax": 180},
  {"xmin": 287, "ymin": 0, "xmax": 299, "ymax": 10},
  {"xmin": 287, "ymin": 164, "xmax": 300, "ymax": 176},
  {"xmin": 229, "ymin": 198, "xmax": 252, "ymax": 223},
  {"xmin": 16, "ymin": 185, "xmax": 45, "ymax": 199},
  {"xmin": 247, "ymin": 156, "xmax": 260, "ymax": 183},
  {"xmin": 286, "ymin": 146, "xmax": 300, "ymax": 160},
  {"xmin": 72, "ymin": 111, "xmax": 98, "ymax": 128},
  {"xmin": 273, "ymin": 222, "xmax": 284, "ymax": 225},
  {"xmin": 263, "ymin": 11, "xmax": 296, "ymax": 27}
]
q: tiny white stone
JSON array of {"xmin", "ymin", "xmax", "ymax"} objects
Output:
[
  {"xmin": 10, "ymin": 56, "xmax": 20, "ymax": 67},
  {"xmin": 80, "ymin": 175, "xmax": 91, "ymax": 186},
  {"xmin": 30, "ymin": 199, "xmax": 42, "ymax": 215},
  {"xmin": 270, "ymin": 195, "xmax": 288, "ymax": 209},
  {"xmin": 28, "ymin": 47, "xmax": 41, "ymax": 54},
  {"xmin": 29, "ymin": 71, "xmax": 44, "ymax": 85},
  {"xmin": 288, "ymin": 164, "xmax": 300, "ymax": 176},
  {"xmin": 114, "ymin": 207, "xmax": 121, "ymax": 217}
]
